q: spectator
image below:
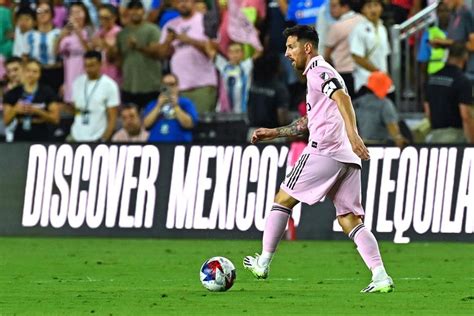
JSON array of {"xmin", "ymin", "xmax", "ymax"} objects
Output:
[
  {"xmin": 354, "ymin": 71, "xmax": 408, "ymax": 147},
  {"xmin": 92, "ymin": 4, "xmax": 121, "ymax": 85},
  {"xmin": 315, "ymin": 0, "xmax": 337, "ymax": 53},
  {"xmin": 115, "ymin": 0, "xmax": 167, "ymax": 108},
  {"xmin": 69, "ymin": 51, "xmax": 119, "ymax": 142},
  {"xmin": 13, "ymin": 7, "xmax": 35, "ymax": 58},
  {"xmin": 265, "ymin": 0, "xmax": 304, "ymax": 108},
  {"xmin": 388, "ymin": 0, "xmax": 421, "ymax": 25},
  {"xmin": 286, "ymin": 0, "xmax": 321, "ymax": 25},
  {"xmin": 424, "ymin": 42, "xmax": 474, "ymax": 144},
  {"xmin": 143, "ymin": 73, "xmax": 198, "ymax": 142},
  {"xmin": 417, "ymin": 2, "xmax": 450, "ymax": 75},
  {"xmin": 120, "ymin": 0, "xmax": 162, "ymax": 25},
  {"xmin": 52, "ymin": 0, "xmax": 67, "ymax": 28},
  {"xmin": 56, "ymin": 2, "xmax": 94, "ymax": 103},
  {"xmin": 160, "ymin": 0, "xmax": 218, "ymax": 114},
  {"xmin": 3, "ymin": 56, "xmax": 23, "ymax": 92},
  {"xmin": 444, "ymin": 0, "xmax": 474, "ymax": 83},
  {"xmin": 324, "ymin": 0, "xmax": 363, "ymax": 98},
  {"xmin": 64, "ymin": 0, "xmax": 100, "ymax": 27},
  {"xmin": 156, "ymin": 0, "xmax": 180, "ymax": 28},
  {"xmin": 247, "ymin": 53, "xmax": 290, "ymax": 129},
  {"xmin": 24, "ymin": 2, "xmax": 63, "ymax": 93},
  {"xmin": 3, "ymin": 59, "xmax": 60, "ymax": 141},
  {"xmin": 206, "ymin": 41, "xmax": 261, "ymax": 113},
  {"xmin": 349, "ymin": 0, "xmax": 391, "ymax": 95},
  {"xmin": 112, "ymin": 103, "xmax": 149, "ymax": 142},
  {"xmin": 417, "ymin": 2, "xmax": 450, "ymax": 102},
  {"xmin": 1, "ymin": 57, "xmax": 23, "ymax": 142},
  {"xmin": 0, "ymin": 0, "xmax": 14, "ymax": 59}
]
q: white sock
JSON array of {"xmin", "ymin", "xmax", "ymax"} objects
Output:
[
  {"xmin": 258, "ymin": 251, "xmax": 274, "ymax": 267},
  {"xmin": 372, "ymin": 265, "xmax": 388, "ymax": 281}
]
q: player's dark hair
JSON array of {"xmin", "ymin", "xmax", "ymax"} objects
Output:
[
  {"xmin": 84, "ymin": 50, "xmax": 102, "ymax": 62},
  {"xmin": 448, "ymin": 42, "xmax": 468, "ymax": 59},
  {"xmin": 5, "ymin": 56, "xmax": 23, "ymax": 66},
  {"xmin": 283, "ymin": 25, "xmax": 319, "ymax": 49}
]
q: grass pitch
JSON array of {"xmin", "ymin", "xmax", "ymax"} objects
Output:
[{"xmin": 0, "ymin": 238, "xmax": 472, "ymax": 315}]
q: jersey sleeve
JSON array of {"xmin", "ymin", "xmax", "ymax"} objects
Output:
[{"xmin": 307, "ymin": 66, "xmax": 344, "ymax": 99}]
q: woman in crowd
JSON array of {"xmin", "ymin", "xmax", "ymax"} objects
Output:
[
  {"xmin": 3, "ymin": 59, "xmax": 60, "ymax": 141},
  {"xmin": 56, "ymin": 1, "xmax": 93, "ymax": 103},
  {"xmin": 92, "ymin": 4, "xmax": 121, "ymax": 85},
  {"xmin": 24, "ymin": 1, "xmax": 63, "ymax": 93}
]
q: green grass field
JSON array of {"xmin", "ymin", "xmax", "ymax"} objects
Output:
[{"xmin": 0, "ymin": 238, "xmax": 473, "ymax": 315}]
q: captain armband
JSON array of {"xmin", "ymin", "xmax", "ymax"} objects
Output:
[{"xmin": 321, "ymin": 78, "xmax": 343, "ymax": 98}]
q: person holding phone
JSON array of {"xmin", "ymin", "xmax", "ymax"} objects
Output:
[{"xmin": 143, "ymin": 73, "xmax": 198, "ymax": 143}]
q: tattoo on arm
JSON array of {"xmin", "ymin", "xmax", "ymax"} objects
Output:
[{"xmin": 276, "ymin": 116, "xmax": 308, "ymax": 137}]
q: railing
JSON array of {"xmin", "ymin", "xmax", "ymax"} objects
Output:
[{"xmin": 390, "ymin": 2, "xmax": 439, "ymax": 112}]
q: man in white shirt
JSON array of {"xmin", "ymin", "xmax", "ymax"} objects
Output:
[
  {"xmin": 324, "ymin": 0, "xmax": 364, "ymax": 97},
  {"xmin": 69, "ymin": 51, "xmax": 119, "ymax": 142},
  {"xmin": 349, "ymin": 0, "xmax": 391, "ymax": 94}
]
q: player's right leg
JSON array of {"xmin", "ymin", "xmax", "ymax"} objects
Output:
[
  {"xmin": 330, "ymin": 165, "xmax": 394, "ymax": 293},
  {"xmin": 243, "ymin": 189, "xmax": 299, "ymax": 279}
]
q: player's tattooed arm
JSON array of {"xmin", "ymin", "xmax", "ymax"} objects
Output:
[{"xmin": 276, "ymin": 115, "xmax": 308, "ymax": 137}]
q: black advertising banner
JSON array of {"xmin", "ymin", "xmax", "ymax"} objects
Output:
[{"xmin": 0, "ymin": 143, "xmax": 472, "ymax": 243}]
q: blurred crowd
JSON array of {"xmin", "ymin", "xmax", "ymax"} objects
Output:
[{"xmin": 0, "ymin": 0, "xmax": 472, "ymax": 144}]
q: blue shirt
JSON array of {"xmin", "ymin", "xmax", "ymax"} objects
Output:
[
  {"xmin": 417, "ymin": 31, "xmax": 431, "ymax": 63},
  {"xmin": 144, "ymin": 96, "xmax": 198, "ymax": 143},
  {"xmin": 286, "ymin": 0, "xmax": 325, "ymax": 25},
  {"xmin": 158, "ymin": 9, "xmax": 180, "ymax": 28}
]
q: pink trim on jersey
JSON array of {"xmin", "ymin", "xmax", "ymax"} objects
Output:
[{"xmin": 302, "ymin": 56, "xmax": 361, "ymax": 167}]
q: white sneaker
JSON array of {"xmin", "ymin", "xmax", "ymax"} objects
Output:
[
  {"xmin": 361, "ymin": 276, "xmax": 394, "ymax": 293},
  {"xmin": 243, "ymin": 253, "xmax": 269, "ymax": 279}
]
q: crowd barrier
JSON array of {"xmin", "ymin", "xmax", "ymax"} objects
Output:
[{"xmin": 0, "ymin": 143, "xmax": 472, "ymax": 243}]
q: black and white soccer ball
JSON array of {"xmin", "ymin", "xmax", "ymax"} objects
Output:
[{"xmin": 200, "ymin": 256, "xmax": 236, "ymax": 292}]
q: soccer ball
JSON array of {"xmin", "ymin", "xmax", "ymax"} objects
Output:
[{"xmin": 200, "ymin": 256, "xmax": 236, "ymax": 292}]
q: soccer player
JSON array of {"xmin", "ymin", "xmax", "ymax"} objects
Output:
[{"xmin": 243, "ymin": 25, "xmax": 394, "ymax": 293}]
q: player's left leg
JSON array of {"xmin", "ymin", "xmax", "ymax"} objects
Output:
[
  {"xmin": 330, "ymin": 164, "xmax": 394, "ymax": 293},
  {"xmin": 337, "ymin": 213, "xmax": 394, "ymax": 293},
  {"xmin": 243, "ymin": 189, "xmax": 299, "ymax": 279}
]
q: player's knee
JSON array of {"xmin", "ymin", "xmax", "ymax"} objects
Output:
[
  {"xmin": 274, "ymin": 190, "xmax": 299, "ymax": 209},
  {"xmin": 337, "ymin": 213, "xmax": 363, "ymax": 235}
]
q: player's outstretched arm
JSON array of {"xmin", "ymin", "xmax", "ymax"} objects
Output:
[
  {"xmin": 251, "ymin": 116, "xmax": 308, "ymax": 144},
  {"xmin": 331, "ymin": 90, "xmax": 370, "ymax": 160}
]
